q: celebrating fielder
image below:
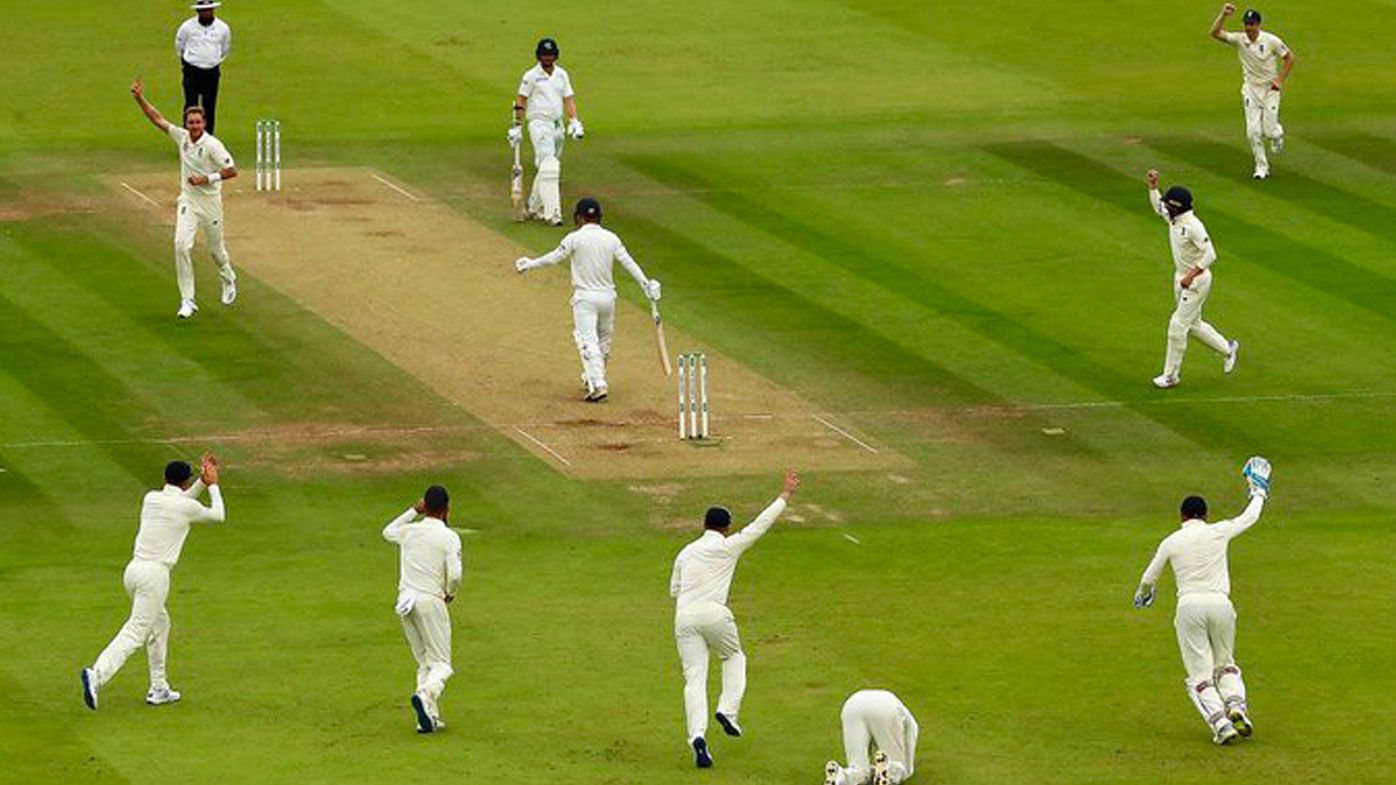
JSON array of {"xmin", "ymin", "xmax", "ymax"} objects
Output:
[
  {"xmin": 1210, "ymin": 5, "xmax": 1295, "ymax": 179},
  {"xmin": 382, "ymin": 486, "xmax": 463, "ymax": 734},
  {"xmin": 669, "ymin": 470, "xmax": 801, "ymax": 769},
  {"xmin": 825, "ymin": 690, "xmax": 920, "ymax": 785},
  {"xmin": 515, "ymin": 198, "xmax": 662, "ymax": 402},
  {"xmin": 509, "ymin": 37, "xmax": 585, "ymax": 225},
  {"xmin": 81, "ymin": 454, "xmax": 225, "ymax": 710},
  {"xmin": 1133, "ymin": 457, "xmax": 1272, "ymax": 745},
  {"xmin": 1146, "ymin": 169, "xmax": 1239, "ymax": 389},
  {"xmin": 131, "ymin": 78, "xmax": 239, "ymax": 319}
]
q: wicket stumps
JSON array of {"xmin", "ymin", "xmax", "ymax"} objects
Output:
[
  {"xmin": 255, "ymin": 119, "xmax": 282, "ymax": 192},
  {"xmin": 677, "ymin": 352, "xmax": 709, "ymax": 440}
]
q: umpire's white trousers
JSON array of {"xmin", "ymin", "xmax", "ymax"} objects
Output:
[
  {"xmin": 572, "ymin": 289, "xmax": 616, "ymax": 391},
  {"xmin": 1175, "ymin": 592, "xmax": 1248, "ymax": 731},
  {"xmin": 1163, "ymin": 271, "xmax": 1230, "ymax": 378},
  {"xmin": 174, "ymin": 195, "xmax": 235, "ymax": 302},
  {"xmin": 1242, "ymin": 82, "xmax": 1284, "ymax": 172},
  {"xmin": 675, "ymin": 602, "xmax": 746, "ymax": 743},
  {"xmin": 399, "ymin": 592, "xmax": 454, "ymax": 719},
  {"xmin": 836, "ymin": 690, "xmax": 919, "ymax": 785},
  {"xmin": 92, "ymin": 559, "xmax": 173, "ymax": 690}
]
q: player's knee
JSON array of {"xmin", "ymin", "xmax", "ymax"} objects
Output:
[
  {"xmin": 539, "ymin": 156, "xmax": 561, "ymax": 180},
  {"xmin": 1168, "ymin": 319, "xmax": 1189, "ymax": 341}
]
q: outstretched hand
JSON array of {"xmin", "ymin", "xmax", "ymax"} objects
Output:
[
  {"xmin": 780, "ymin": 469, "xmax": 801, "ymax": 500},
  {"xmin": 1222, "ymin": 3, "xmax": 1236, "ymax": 16},
  {"xmin": 1146, "ymin": 168, "xmax": 1159, "ymax": 189}
]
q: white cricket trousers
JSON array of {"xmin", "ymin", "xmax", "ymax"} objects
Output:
[
  {"xmin": 836, "ymin": 690, "xmax": 919, "ymax": 785},
  {"xmin": 675, "ymin": 602, "xmax": 746, "ymax": 743},
  {"xmin": 174, "ymin": 194, "xmax": 236, "ymax": 302},
  {"xmin": 572, "ymin": 289, "xmax": 616, "ymax": 391},
  {"xmin": 1163, "ymin": 271, "xmax": 1230, "ymax": 378},
  {"xmin": 528, "ymin": 118, "xmax": 565, "ymax": 221},
  {"xmin": 1241, "ymin": 82, "xmax": 1284, "ymax": 172},
  {"xmin": 1175, "ymin": 592, "xmax": 1248, "ymax": 732},
  {"xmin": 400, "ymin": 594, "xmax": 453, "ymax": 719},
  {"xmin": 92, "ymin": 559, "xmax": 173, "ymax": 690}
]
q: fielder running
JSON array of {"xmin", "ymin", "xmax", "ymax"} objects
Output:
[
  {"xmin": 1146, "ymin": 169, "xmax": 1239, "ymax": 389},
  {"xmin": 382, "ymin": 485, "xmax": 463, "ymax": 734},
  {"xmin": 81, "ymin": 454, "xmax": 226, "ymax": 710},
  {"xmin": 1133, "ymin": 456, "xmax": 1272, "ymax": 745},
  {"xmin": 509, "ymin": 37, "xmax": 585, "ymax": 225},
  {"xmin": 515, "ymin": 198, "xmax": 662, "ymax": 402},
  {"xmin": 825, "ymin": 690, "xmax": 920, "ymax": 785},
  {"xmin": 1210, "ymin": 5, "xmax": 1295, "ymax": 179},
  {"xmin": 131, "ymin": 78, "xmax": 238, "ymax": 319},
  {"xmin": 669, "ymin": 470, "xmax": 801, "ymax": 769}
]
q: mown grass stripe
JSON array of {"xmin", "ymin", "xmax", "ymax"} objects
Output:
[{"xmin": 1307, "ymin": 132, "xmax": 1396, "ymax": 178}]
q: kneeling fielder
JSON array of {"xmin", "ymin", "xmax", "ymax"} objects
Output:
[
  {"xmin": 382, "ymin": 486, "xmax": 463, "ymax": 734},
  {"xmin": 1133, "ymin": 457, "xmax": 1271, "ymax": 745},
  {"xmin": 508, "ymin": 37, "xmax": 584, "ymax": 225},
  {"xmin": 131, "ymin": 79, "xmax": 239, "ymax": 319},
  {"xmin": 515, "ymin": 198, "xmax": 661, "ymax": 401},
  {"xmin": 825, "ymin": 690, "xmax": 920, "ymax": 785}
]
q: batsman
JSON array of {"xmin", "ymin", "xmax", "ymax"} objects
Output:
[{"xmin": 508, "ymin": 37, "xmax": 584, "ymax": 225}]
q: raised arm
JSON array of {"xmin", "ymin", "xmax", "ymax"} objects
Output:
[
  {"xmin": 1213, "ymin": 495, "xmax": 1266, "ymax": 539},
  {"xmin": 130, "ymin": 79, "xmax": 171, "ymax": 132},
  {"xmin": 189, "ymin": 454, "xmax": 225, "ymax": 523},
  {"xmin": 1210, "ymin": 3, "xmax": 1236, "ymax": 42},
  {"xmin": 382, "ymin": 502, "xmax": 421, "ymax": 543},
  {"xmin": 1215, "ymin": 455, "xmax": 1271, "ymax": 538},
  {"xmin": 725, "ymin": 470, "xmax": 801, "ymax": 555},
  {"xmin": 1146, "ymin": 169, "xmax": 1169, "ymax": 221}
]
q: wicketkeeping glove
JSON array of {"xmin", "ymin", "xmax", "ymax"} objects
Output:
[
  {"xmin": 507, "ymin": 125, "xmax": 523, "ymax": 147},
  {"xmin": 1133, "ymin": 584, "xmax": 1156, "ymax": 609},
  {"xmin": 567, "ymin": 118, "xmax": 585, "ymax": 139},
  {"xmin": 1242, "ymin": 455, "xmax": 1272, "ymax": 498}
]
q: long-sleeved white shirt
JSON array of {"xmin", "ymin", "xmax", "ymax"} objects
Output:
[
  {"xmin": 175, "ymin": 17, "xmax": 232, "ymax": 69},
  {"xmin": 1149, "ymin": 190, "xmax": 1217, "ymax": 279},
  {"xmin": 132, "ymin": 481, "xmax": 225, "ymax": 567},
  {"xmin": 1139, "ymin": 496, "xmax": 1265, "ymax": 598},
  {"xmin": 382, "ymin": 509, "xmax": 463, "ymax": 600},
  {"xmin": 520, "ymin": 223, "xmax": 651, "ymax": 294},
  {"xmin": 670, "ymin": 498, "xmax": 787, "ymax": 613}
]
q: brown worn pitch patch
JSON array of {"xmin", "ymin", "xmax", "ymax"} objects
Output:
[{"xmin": 108, "ymin": 168, "xmax": 910, "ymax": 479}]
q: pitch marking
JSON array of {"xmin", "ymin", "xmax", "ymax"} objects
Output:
[
  {"xmin": 513, "ymin": 427, "xmax": 572, "ymax": 467},
  {"xmin": 120, "ymin": 182, "xmax": 161, "ymax": 208},
  {"xmin": 813, "ymin": 413, "xmax": 879, "ymax": 454},
  {"xmin": 371, "ymin": 173, "xmax": 421, "ymax": 202}
]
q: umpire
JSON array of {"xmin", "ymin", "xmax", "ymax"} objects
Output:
[{"xmin": 175, "ymin": 1, "xmax": 231, "ymax": 134}]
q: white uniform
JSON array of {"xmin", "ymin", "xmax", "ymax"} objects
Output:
[
  {"xmin": 1223, "ymin": 30, "xmax": 1289, "ymax": 175},
  {"xmin": 383, "ymin": 509, "xmax": 463, "ymax": 724},
  {"xmin": 518, "ymin": 223, "xmax": 653, "ymax": 393},
  {"xmin": 1138, "ymin": 496, "xmax": 1265, "ymax": 734},
  {"xmin": 1149, "ymin": 190, "xmax": 1232, "ymax": 380},
  {"xmin": 168, "ymin": 125, "xmax": 237, "ymax": 303},
  {"xmin": 831, "ymin": 690, "xmax": 920, "ymax": 785},
  {"xmin": 669, "ymin": 498, "xmax": 788, "ymax": 743},
  {"xmin": 517, "ymin": 63, "xmax": 575, "ymax": 221},
  {"xmin": 174, "ymin": 16, "xmax": 232, "ymax": 69},
  {"xmin": 90, "ymin": 480, "xmax": 226, "ymax": 691}
]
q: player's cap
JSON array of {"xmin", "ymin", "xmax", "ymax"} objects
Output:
[
  {"xmin": 1164, "ymin": 186, "xmax": 1193, "ymax": 212},
  {"xmin": 191, "ymin": 1, "xmax": 222, "ymax": 9},
  {"xmin": 574, "ymin": 197, "xmax": 602, "ymax": 220},
  {"xmin": 1242, "ymin": 9, "xmax": 1262, "ymax": 24},
  {"xmin": 704, "ymin": 506, "xmax": 732, "ymax": 530},
  {"xmin": 536, "ymin": 37, "xmax": 560, "ymax": 58}
]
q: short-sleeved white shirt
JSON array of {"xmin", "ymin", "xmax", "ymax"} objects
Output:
[
  {"xmin": 1167, "ymin": 212, "xmax": 1214, "ymax": 279},
  {"xmin": 1224, "ymin": 31, "xmax": 1289, "ymax": 85},
  {"xmin": 168, "ymin": 125, "xmax": 233, "ymax": 200},
  {"xmin": 517, "ymin": 63, "xmax": 574, "ymax": 123}
]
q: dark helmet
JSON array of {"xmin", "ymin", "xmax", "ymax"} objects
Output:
[
  {"xmin": 1242, "ymin": 9, "xmax": 1262, "ymax": 24},
  {"xmin": 1164, "ymin": 185, "xmax": 1193, "ymax": 214},
  {"xmin": 536, "ymin": 37, "xmax": 560, "ymax": 59},
  {"xmin": 574, "ymin": 197, "xmax": 601, "ymax": 221}
]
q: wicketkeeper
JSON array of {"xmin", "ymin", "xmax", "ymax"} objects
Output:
[
  {"xmin": 825, "ymin": 690, "xmax": 920, "ymax": 785},
  {"xmin": 509, "ymin": 37, "xmax": 584, "ymax": 225}
]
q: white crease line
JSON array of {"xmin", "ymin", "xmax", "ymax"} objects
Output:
[
  {"xmin": 371, "ymin": 173, "xmax": 420, "ymax": 202},
  {"xmin": 1013, "ymin": 390, "xmax": 1396, "ymax": 412},
  {"xmin": 813, "ymin": 414, "xmax": 879, "ymax": 454},
  {"xmin": 513, "ymin": 427, "xmax": 572, "ymax": 467},
  {"xmin": 120, "ymin": 182, "xmax": 162, "ymax": 208}
]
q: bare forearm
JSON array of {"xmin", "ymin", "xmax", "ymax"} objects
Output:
[
  {"xmin": 1280, "ymin": 55, "xmax": 1295, "ymax": 82},
  {"xmin": 1210, "ymin": 10, "xmax": 1230, "ymax": 40},
  {"xmin": 136, "ymin": 97, "xmax": 168, "ymax": 130},
  {"xmin": 564, "ymin": 96, "xmax": 578, "ymax": 121}
]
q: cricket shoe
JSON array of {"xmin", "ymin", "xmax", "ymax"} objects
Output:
[
  {"xmin": 176, "ymin": 300, "xmax": 198, "ymax": 319},
  {"xmin": 824, "ymin": 761, "xmax": 842, "ymax": 785},
  {"xmin": 1224, "ymin": 340, "xmax": 1240, "ymax": 374},
  {"xmin": 715, "ymin": 711, "xmax": 742, "ymax": 737},
  {"xmin": 584, "ymin": 384, "xmax": 608, "ymax": 403},
  {"xmin": 146, "ymin": 686, "xmax": 181, "ymax": 706},
  {"xmin": 221, "ymin": 280, "xmax": 237, "ymax": 306},
  {"xmin": 1213, "ymin": 722, "xmax": 1241, "ymax": 745},
  {"xmin": 411, "ymin": 693, "xmax": 436, "ymax": 733},
  {"xmin": 692, "ymin": 737, "xmax": 713, "ymax": 768},
  {"xmin": 1252, "ymin": 167, "xmax": 1270, "ymax": 180},
  {"xmin": 80, "ymin": 668, "xmax": 99, "ymax": 711},
  {"xmin": 872, "ymin": 751, "xmax": 891, "ymax": 785},
  {"xmin": 1151, "ymin": 373, "xmax": 1179, "ymax": 389},
  {"xmin": 1228, "ymin": 708, "xmax": 1254, "ymax": 737}
]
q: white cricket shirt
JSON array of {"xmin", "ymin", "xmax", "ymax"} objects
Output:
[
  {"xmin": 522, "ymin": 223, "xmax": 651, "ymax": 294},
  {"xmin": 518, "ymin": 63, "xmax": 574, "ymax": 123},
  {"xmin": 1224, "ymin": 31, "xmax": 1289, "ymax": 86},
  {"xmin": 1139, "ymin": 496, "xmax": 1265, "ymax": 598},
  {"xmin": 1150, "ymin": 190, "xmax": 1216, "ymax": 278},
  {"xmin": 175, "ymin": 17, "xmax": 232, "ymax": 69},
  {"xmin": 383, "ymin": 510, "xmax": 463, "ymax": 600},
  {"xmin": 131, "ymin": 481, "xmax": 225, "ymax": 568},
  {"xmin": 168, "ymin": 125, "xmax": 233, "ymax": 201},
  {"xmin": 670, "ymin": 498, "xmax": 787, "ymax": 613}
]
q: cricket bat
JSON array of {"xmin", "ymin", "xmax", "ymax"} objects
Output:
[
  {"xmin": 510, "ymin": 134, "xmax": 525, "ymax": 222},
  {"xmin": 651, "ymin": 299, "xmax": 673, "ymax": 376}
]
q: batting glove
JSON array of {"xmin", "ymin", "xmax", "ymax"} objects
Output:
[
  {"xmin": 514, "ymin": 257, "xmax": 531, "ymax": 273},
  {"xmin": 507, "ymin": 125, "xmax": 523, "ymax": 147},
  {"xmin": 567, "ymin": 118, "xmax": 585, "ymax": 139},
  {"xmin": 647, "ymin": 279, "xmax": 661, "ymax": 301},
  {"xmin": 1242, "ymin": 455, "xmax": 1272, "ymax": 498},
  {"xmin": 1133, "ymin": 584, "xmax": 1156, "ymax": 609}
]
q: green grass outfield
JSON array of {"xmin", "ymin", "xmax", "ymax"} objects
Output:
[{"xmin": 2, "ymin": 1, "xmax": 1394, "ymax": 783}]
